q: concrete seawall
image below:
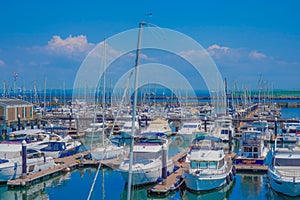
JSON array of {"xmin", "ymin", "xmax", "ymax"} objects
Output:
[{"xmin": 277, "ymin": 102, "xmax": 300, "ymax": 108}]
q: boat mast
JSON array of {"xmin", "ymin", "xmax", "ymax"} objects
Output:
[
  {"xmin": 102, "ymin": 39, "xmax": 106, "ymax": 146},
  {"xmin": 127, "ymin": 21, "xmax": 146, "ymax": 200},
  {"xmin": 43, "ymin": 77, "xmax": 47, "ymax": 112}
]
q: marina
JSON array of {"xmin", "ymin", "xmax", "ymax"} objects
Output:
[
  {"xmin": 1, "ymin": 3, "xmax": 300, "ymax": 199},
  {"xmin": 0, "ymin": 95, "xmax": 299, "ymax": 199}
]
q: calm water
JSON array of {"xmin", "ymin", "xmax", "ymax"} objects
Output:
[{"xmin": 0, "ymin": 108, "xmax": 300, "ymax": 200}]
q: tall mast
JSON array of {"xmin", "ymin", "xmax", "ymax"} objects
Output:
[
  {"xmin": 127, "ymin": 21, "xmax": 146, "ymax": 200},
  {"xmin": 43, "ymin": 77, "xmax": 47, "ymax": 111},
  {"xmin": 102, "ymin": 39, "xmax": 106, "ymax": 146}
]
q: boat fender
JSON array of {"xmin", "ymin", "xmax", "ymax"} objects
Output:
[
  {"xmin": 157, "ymin": 177, "xmax": 163, "ymax": 183},
  {"xmin": 167, "ymin": 171, "xmax": 171, "ymax": 176},
  {"xmin": 229, "ymin": 172, "xmax": 233, "ymax": 181},
  {"xmin": 232, "ymin": 166, "xmax": 236, "ymax": 176},
  {"xmin": 173, "ymin": 166, "xmax": 179, "ymax": 172},
  {"xmin": 226, "ymin": 175, "xmax": 230, "ymax": 185}
]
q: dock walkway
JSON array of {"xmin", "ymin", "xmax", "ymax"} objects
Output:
[
  {"xmin": 7, "ymin": 150, "xmax": 123, "ymax": 188},
  {"xmin": 148, "ymin": 151, "xmax": 236, "ymax": 196},
  {"xmin": 147, "ymin": 151, "xmax": 188, "ymax": 196},
  {"xmin": 235, "ymin": 164, "xmax": 268, "ymax": 172}
]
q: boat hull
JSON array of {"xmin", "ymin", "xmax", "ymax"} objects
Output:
[
  {"xmin": 268, "ymin": 169, "xmax": 300, "ymax": 197},
  {"xmin": 235, "ymin": 158, "xmax": 265, "ymax": 165},
  {"xmin": 91, "ymin": 146, "xmax": 125, "ymax": 160},
  {"xmin": 0, "ymin": 157, "xmax": 56, "ymax": 182},
  {"xmin": 184, "ymin": 173, "xmax": 229, "ymax": 191},
  {"xmin": 119, "ymin": 160, "xmax": 174, "ymax": 186}
]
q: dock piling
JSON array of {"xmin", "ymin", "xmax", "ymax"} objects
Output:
[
  {"xmin": 162, "ymin": 143, "xmax": 168, "ymax": 185},
  {"xmin": 21, "ymin": 140, "xmax": 27, "ymax": 178}
]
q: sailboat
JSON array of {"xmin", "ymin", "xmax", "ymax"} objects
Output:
[{"xmin": 90, "ymin": 40, "xmax": 125, "ymax": 161}]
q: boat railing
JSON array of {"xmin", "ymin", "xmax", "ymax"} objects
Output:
[
  {"xmin": 194, "ymin": 166, "xmax": 228, "ymax": 175},
  {"xmin": 275, "ymin": 168, "xmax": 300, "ymax": 178},
  {"xmin": 242, "ymin": 140, "xmax": 261, "ymax": 146}
]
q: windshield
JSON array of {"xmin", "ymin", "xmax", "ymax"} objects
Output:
[{"xmin": 275, "ymin": 158, "xmax": 300, "ymax": 166}]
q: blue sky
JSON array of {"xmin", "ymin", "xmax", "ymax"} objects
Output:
[{"xmin": 0, "ymin": 0, "xmax": 300, "ymax": 92}]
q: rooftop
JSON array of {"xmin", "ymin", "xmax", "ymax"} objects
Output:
[{"xmin": 0, "ymin": 97, "xmax": 33, "ymax": 107}]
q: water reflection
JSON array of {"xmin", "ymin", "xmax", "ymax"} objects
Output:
[
  {"xmin": 181, "ymin": 179, "xmax": 235, "ymax": 200},
  {"xmin": 0, "ymin": 172, "xmax": 71, "ymax": 200},
  {"xmin": 239, "ymin": 173, "xmax": 264, "ymax": 199},
  {"xmin": 120, "ymin": 183, "xmax": 182, "ymax": 200}
]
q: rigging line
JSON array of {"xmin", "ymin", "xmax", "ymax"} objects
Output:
[
  {"xmin": 87, "ymin": 152, "xmax": 103, "ymax": 200},
  {"xmin": 106, "ymin": 69, "xmax": 135, "ymax": 142},
  {"xmin": 86, "ymin": 69, "xmax": 134, "ymax": 199},
  {"xmin": 147, "ymin": 23, "xmax": 167, "ymax": 41}
]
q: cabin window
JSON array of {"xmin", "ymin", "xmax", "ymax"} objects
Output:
[
  {"xmin": 209, "ymin": 161, "xmax": 217, "ymax": 169},
  {"xmin": 133, "ymin": 152, "xmax": 160, "ymax": 161},
  {"xmin": 275, "ymin": 158, "xmax": 300, "ymax": 166},
  {"xmin": 0, "ymin": 159, "xmax": 8, "ymax": 164},
  {"xmin": 218, "ymin": 158, "xmax": 224, "ymax": 169},
  {"xmin": 243, "ymin": 147, "xmax": 252, "ymax": 152},
  {"xmin": 199, "ymin": 161, "xmax": 208, "ymax": 169},
  {"xmin": 253, "ymin": 147, "xmax": 258, "ymax": 152},
  {"xmin": 190, "ymin": 161, "xmax": 198, "ymax": 169}
]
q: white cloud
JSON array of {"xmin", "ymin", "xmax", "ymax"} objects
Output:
[
  {"xmin": 249, "ymin": 50, "xmax": 267, "ymax": 59},
  {"xmin": 0, "ymin": 60, "xmax": 4, "ymax": 66},
  {"xmin": 179, "ymin": 49, "xmax": 208, "ymax": 61},
  {"xmin": 207, "ymin": 44, "xmax": 230, "ymax": 53},
  {"xmin": 45, "ymin": 35, "xmax": 95, "ymax": 57},
  {"xmin": 127, "ymin": 52, "xmax": 149, "ymax": 60},
  {"xmin": 207, "ymin": 44, "xmax": 268, "ymax": 62}
]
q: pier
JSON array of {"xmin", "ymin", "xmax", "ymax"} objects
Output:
[
  {"xmin": 234, "ymin": 164, "xmax": 268, "ymax": 172},
  {"xmin": 147, "ymin": 151, "xmax": 188, "ymax": 196},
  {"xmin": 6, "ymin": 151, "xmax": 124, "ymax": 188}
]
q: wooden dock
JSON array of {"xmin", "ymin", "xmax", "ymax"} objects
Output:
[
  {"xmin": 7, "ymin": 152, "xmax": 88, "ymax": 188},
  {"xmin": 7, "ymin": 150, "xmax": 123, "ymax": 188},
  {"xmin": 147, "ymin": 151, "xmax": 188, "ymax": 195},
  {"xmin": 235, "ymin": 164, "xmax": 268, "ymax": 172},
  {"xmin": 147, "ymin": 163, "xmax": 187, "ymax": 196},
  {"xmin": 147, "ymin": 150, "xmax": 236, "ymax": 196}
]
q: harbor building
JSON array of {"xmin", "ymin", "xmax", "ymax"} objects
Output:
[{"xmin": 0, "ymin": 98, "xmax": 34, "ymax": 133}]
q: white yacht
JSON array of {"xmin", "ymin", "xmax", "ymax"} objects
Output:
[
  {"xmin": 32, "ymin": 135, "xmax": 82, "ymax": 158},
  {"xmin": 0, "ymin": 148, "xmax": 56, "ymax": 182},
  {"xmin": 184, "ymin": 136, "xmax": 235, "ymax": 191},
  {"xmin": 235, "ymin": 130, "xmax": 269, "ymax": 167},
  {"xmin": 281, "ymin": 122, "xmax": 300, "ymax": 143},
  {"xmin": 119, "ymin": 132, "xmax": 174, "ymax": 186},
  {"xmin": 211, "ymin": 115, "xmax": 235, "ymax": 142},
  {"xmin": 90, "ymin": 140, "xmax": 125, "ymax": 161},
  {"xmin": 268, "ymin": 143, "xmax": 300, "ymax": 197},
  {"xmin": 142, "ymin": 118, "xmax": 172, "ymax": 136},
  {"xmin": 119, "ymin": 121, "xmax": 139, "ymax": 139},
  {"xmin": 84, "ymin": 122, "xmax": 107, "ymax": 140},
  {"xmin": 0, "ymin": 130, "xmax": 51, "ymax": 159},
  {"xmin": 177, "ymin": 121, "xmax": 201, "ymax": 142}
]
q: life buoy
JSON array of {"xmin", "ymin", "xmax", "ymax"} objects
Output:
[
  {"xmin": 232, "ymin": 166, "xmax": 237, "ymax": 176},
  {"xmin": 226, "ymin": 175, "xmax": 230, "ymax": 185}
]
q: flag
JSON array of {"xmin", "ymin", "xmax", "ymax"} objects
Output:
[{"xmin": 13, "ymin": 72, "xmax": 18, "ymax": 81}]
